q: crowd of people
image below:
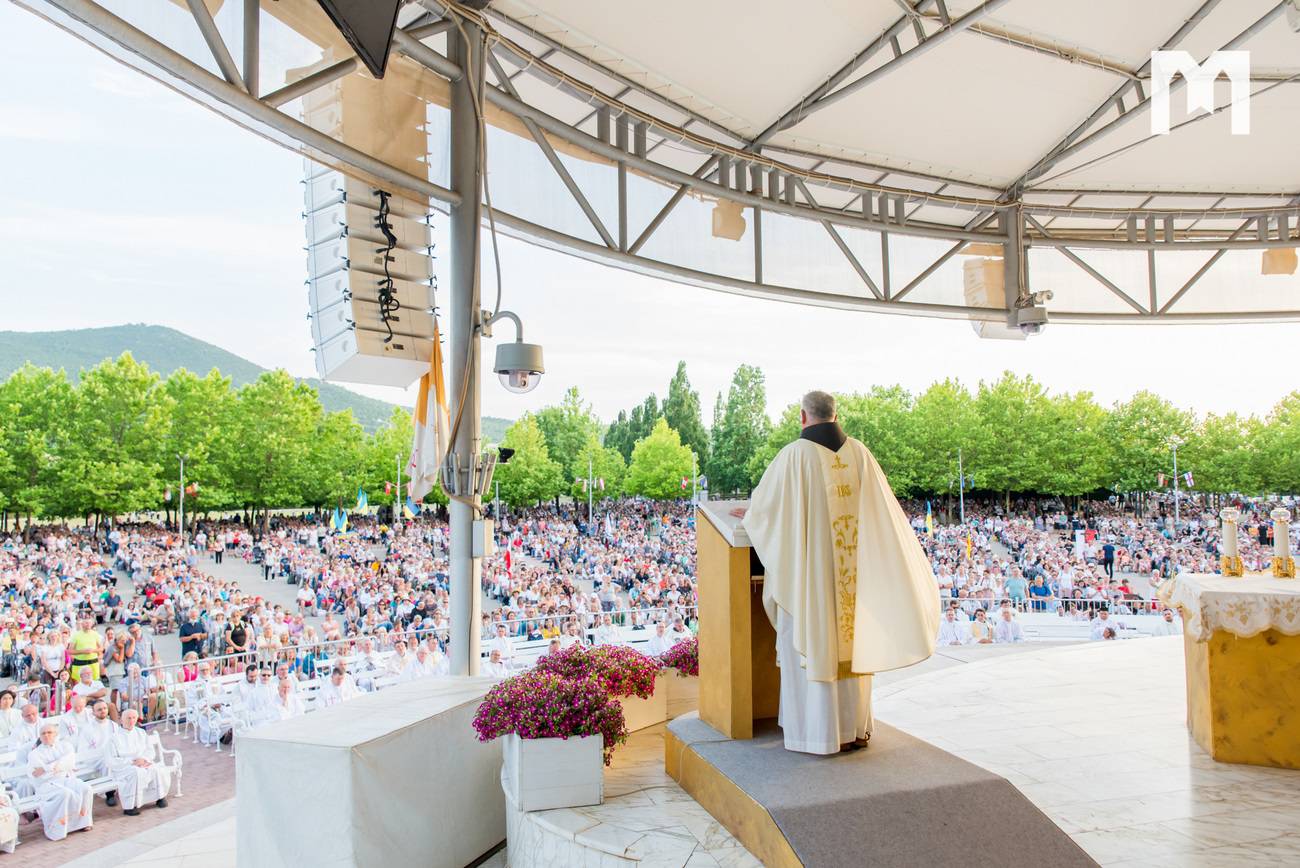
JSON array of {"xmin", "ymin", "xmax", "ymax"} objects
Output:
[{"xmin": 0, "ymin": 488, "xmax": 1294, "ymax": 850}]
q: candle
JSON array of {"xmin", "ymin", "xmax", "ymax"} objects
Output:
[
  {"xmin": 1220, "ymin": 508, "xmax": 1240, "ymax": 560},
  {"xmin": 1272, "ymin": 508, "xmax": 1292, "ymax": 560}
]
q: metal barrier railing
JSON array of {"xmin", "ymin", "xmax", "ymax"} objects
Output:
[{"xmin": 939, "ymin": 595, "xmax": 1168, "ymax": 616}]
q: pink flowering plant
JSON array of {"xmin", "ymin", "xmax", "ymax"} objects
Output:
[
  {"xmin": 532, "ymin": 644, "xmax": 659, "ymax": 699},
  {"xmin": 472, "ymin": 669, "xmax": 628, "ymax": 764},
  {"xmin": 658, "ymin": 636, "xmax": 699, "ymax": 678}
]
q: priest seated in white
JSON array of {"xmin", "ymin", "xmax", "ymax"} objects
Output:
[
  {"xmin": 27, "ymin": 720, "xmax": 94, "ymax": 840},
  {"xmin": 109, "ymin": 709, "xmax": 171, "ymax": 815},
  {"xmin": 646, "ymin": 621, "xmax": 676, "ymax": 656},
  {"xmin": 77, "ymin": 700, "xmax": 117, "ymax": 797},
  {"xmin": 319, "ymin": 667, "xmax": 360, "ymax": 707},
  {"xmin": 270, "ymin": 680, "xmax": 306, "ymax": 720},
  {"xmin": 484, "ymin": 648, "xmax": 510, "ymax": 678},
  {"xmin": 740, "ymin": 390, "xmax": 939, "ymax": 755},
  {"xmin": 400, "ymin": 646, "xmax": 439, "ymax": 681}
]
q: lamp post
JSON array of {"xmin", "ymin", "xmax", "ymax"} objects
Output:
[
  {"xmin": 176, "ymin": 453, "xmax": 189, "ymax": 544},
  {"xmin": 1168, "ymin": 436, "xmax": 1184, "ymax": 536}
]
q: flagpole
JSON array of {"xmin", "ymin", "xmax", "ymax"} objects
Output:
[
  {"xmin": 588, "ymin": 455, "xmax": 594, "ymax": 525},
  {"xmin": 691, "ymin": 452, "xmax": 697, "ymax": 507},
  {"xmin": 177, "ymin": 453, "xmax": 187, "ymax": 545},
  {"xmin": 958, "ymin": 448, "xmax": 965, "ymax": 526},
  {"xmin": 1171, "ymin": 438, "xmax": 1181, "ymax": 537},
  {"xmin": 395, "ymin": 452, "xmax": 401, "ymax": 522}
]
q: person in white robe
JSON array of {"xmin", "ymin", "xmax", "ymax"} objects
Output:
[
  {"xmin": 3, "ymin": 703, "xmax": 40, "ymax": 759},
  {"xmin": 400, "ymin": 647, "xmax": 437, "ymax": 682},
  {"xmin": 109, "ymin": 709, "xmax": 170, "ymax": 814},
  {"xmin": 646, "ymin": 622, "xmax": 676, "ymax": 656},
  {"xmin": 59, "ymin": 694, "xmax": 92, "ymax": 741},
  {"xmin": 740, "ymin": 391, "xmax": 939, "ymax": 755},
  {"xmin": 558, "ymin": 621, "xmax": 585, "ymax": 649},
  {"xmin": 27, "ymin": 721, "xmax": 94, "ymax": 840},
  {"xmin": 937, "ymin": 610, "xmax": 970, "ymax": 646},
  {"xmin": 428, "ymin": 643, "xmax": 451, "ymax": 676},
  {"xmin": 76, "ymin": 701, "xmax": 116, "ymax": 778},
  {"xmin": 0, "ymin": 788, "xmax": 17, "ymax": 855},
  {"xmin": 993, "ymin": 609, "xmax": 1025, "ymax": 643},
  {"xmin": 484, "ymin": 649, "xmax": 510, "ymax": 678},
  {"xmin": 1152, "ymin": 609, "xmax": 1183, "ymax": 636},
  {"xmin": 593, "ymin": 615, "xmax": 622, "ymax": 646},
  {"xmin": 0, "ymin": 690, "xmax": 20, "ymax": 741},
  {"xmin": 384, "ymin": 642, "xmax": 411, "ymax": 677},
  {"xmin": 353, "ymin": 639, "xmax": 383, "ymax": 691},
  {"xmin": 269, "ymin": 681, "xmax": 305, "ymax": 721},
  {"xmin": 318, "ymin": 668, "xmax": 360, "ymax": 707},
  {"xmin": 488, "ymin": 625, "xmax": 516, "ymax": 664}
]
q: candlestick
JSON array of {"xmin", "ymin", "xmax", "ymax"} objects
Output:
[
  {"xmin": 1220, "ymin": 507, "xmax": 1243, "ymax": 577},
  {"xmin": 1272, "ymin": 507, "xmax": 1296, "ymax": 579}
]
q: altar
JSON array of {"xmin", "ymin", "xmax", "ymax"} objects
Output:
[{"xmin": 1160, "ymin": 572, "xmax": 1300, "ymax": 770}]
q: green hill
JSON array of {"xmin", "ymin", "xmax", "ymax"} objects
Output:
[{"xmin": 0, "ymin": 324, "xmax": 512, "ymax": 438}]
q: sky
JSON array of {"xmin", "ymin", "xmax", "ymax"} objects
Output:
[{"xmin": 2, "ymin": 3, "xmax": 1298, "ymax": 426}]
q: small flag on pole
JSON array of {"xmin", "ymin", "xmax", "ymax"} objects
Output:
[
  {"xmin": 331, "ymin": 507, "xmax": 349, "ymax": 533},
  {"xmin": 384, "ymin": 481, "xmax": 393, "ymax": 496},
  {"xmin": 1157, "ymin": 473, "xmax": 1167, "ymax": 487},
  {"xmin": 164, "ymin": 488, "xmax": 172, "ymax": 503},
  {"xmin": 355, "ymin": 486, "xmax": 369, "ymax": 512},
  {"xmin": 925, "ymin": 501, "xmax": 934, "ymax": 537},
  {"xmin": 403, "ymin": 496, "xmax": 420, "ymax": 519},
  {"xmin": 1184, "ymin": 471, "xmax": 1195, "ymax": 488},
  {"xmin": 598, "ymin": 478, "xmax": 605, "ymax": 491},
  {"xmin": 965, "ymin": 532, "xmax": 972, "ymax": 560},
  {"xmin": 681, "ymin": 477, "xmax": 689, "ymax": 490}
]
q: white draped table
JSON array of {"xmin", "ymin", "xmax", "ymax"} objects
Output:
[{"xmin": 1159, "ymin": 573, "xmax": 1300, "ymax": 641}]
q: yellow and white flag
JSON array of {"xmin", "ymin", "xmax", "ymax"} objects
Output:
[{"xmin": 407, "ymin": 319, "xmax": 450, "ymax": 502}]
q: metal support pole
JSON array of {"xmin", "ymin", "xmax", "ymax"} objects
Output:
[
  {"xmin": 691, "ymin": 453, "xmax": 698, "ymax": 506},
  {"xmin": 396, "ymin": 452, "xmax": 401, "ymax": 520},
  {"xmin": 242, "ymin": 0, "xmax": 259, "ymax": 98},
  {"xmin": 177, "ymin": 454, "xmax": 186, "ymax": 543},
  {"xmin": 448, "ymin": 19, "xmax": 485, "ymax": 677},
  {"xmin": 958, "ymin": 448, "xmax": 965, "ymax": 526},
  {"xmin": 1172, "ymin": 442, "xmax": 1180, "ymax": 535},
  {"xmin": 588, "ymin": 456, "xmax": 594, "ymax": 524}
]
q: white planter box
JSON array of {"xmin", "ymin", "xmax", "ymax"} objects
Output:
[
  {"xmin": 619, "ymin": 676, "xmax": 669, "ymax": 732},
  {"xmin": 502, "ymin": 733, "xmax": 604, "ymax": 812}
]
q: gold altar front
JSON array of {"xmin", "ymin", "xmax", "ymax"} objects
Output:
[{"xmin": 1162, "ymin": 573, "xmax": 1300, "ymax": 771}]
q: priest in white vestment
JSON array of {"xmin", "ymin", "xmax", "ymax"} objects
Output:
[
  {"xmin": 109, "ymin": 709, "xmax": 171, "ymax": 814},
  {"xmin": 77, "ymin": 701, "xmax": 116, "ymax": 777},
  {"xmin": 741, "ymin": 391, "xmax": 939, "ymax": 755},
  {"xmin": 3, "ymin": 704, "xmax": 42, "ymax": 798},
  {"xmin": 0, "ymin": 788, "xmax": 17, "ymax": 855},
  {"xmin": 400, "ymin": 647, "xmax": 438, "ymax": 682},
  {"xmin": 318, "ymin": 668, "xmax": 360, "ymax": 707},
  {"xmin": 27, "ymin": 721, "xmax": 94, "ymax": 840}
]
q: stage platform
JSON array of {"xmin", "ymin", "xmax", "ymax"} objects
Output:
[{"xmin": 86, "ymin": 638, "xmax": 1300, "ymax": 867}]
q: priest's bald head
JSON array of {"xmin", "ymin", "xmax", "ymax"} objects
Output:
[{"xmin": 800, "ymin": 391, "xmax": 837, "ymax": 427}]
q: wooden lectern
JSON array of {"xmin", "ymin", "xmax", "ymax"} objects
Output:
[{"xmin": 695, "ymin": 501, "xmax": 781, "ymax": 739}]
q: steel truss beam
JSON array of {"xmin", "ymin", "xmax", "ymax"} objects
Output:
[{"xmin": 19, "ymin": 0, "xmax": 1300, "ymax": 325}]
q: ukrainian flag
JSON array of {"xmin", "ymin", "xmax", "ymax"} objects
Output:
[
  {"xmin": 925, "ymin": 501, "xmax": 934, "ymax": 537},
  {"xmin": 403, "ymin": 496, "xmax": 420, "ymax": 520},
  {"xmin": 331, "ymin": 507, "xmax": 349, "ymax": 533},
  {"xmin": 355, "ymin": 486, "xmax": 369, "ymax": 513}
]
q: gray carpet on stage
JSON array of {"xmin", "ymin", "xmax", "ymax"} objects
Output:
[{"xmin": 670, "ymin": 715, "xmax": 1097, "ymax": 868}]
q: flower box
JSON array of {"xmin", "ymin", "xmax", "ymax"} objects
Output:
[
  {"xmin": 665, "ymin": 673, "xmax": 699, "ymax": 719},
  {"xmin": 501, "ymin": 733, "xmax": 604, "ymax": 812},
  {"xmin": 619, "ymin": 675, "xmax": 669, "ymax": 731}
]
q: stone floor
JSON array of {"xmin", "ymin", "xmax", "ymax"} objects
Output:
[
  {"xmin": 873, "ymin": 636, "xmax": 1300, "ymax": 867},
  {"xmin": 507, "ymin": 724, "xmax": 762, "ymax": 867}
]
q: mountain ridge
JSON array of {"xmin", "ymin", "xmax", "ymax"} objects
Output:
[{"xmin": 0, "ymin": 324, "xmax": 512, "ymax": 439}]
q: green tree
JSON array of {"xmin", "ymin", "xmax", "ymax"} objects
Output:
[
  {"xmin": 58, "ymin": 353, "xmax": 171, "ymax": 524},
  {"xmin": 161, "ymin": 368, "xmax": 237, "ymax": 517},
  {"xmin": 363, "ymin": 406, "xmax": 414, "ymax": 506},
  {"xmin": 1103, "ymin": 391, "xmax": 1194, "ymax": 499},
  {"xmin": 302, "ymin": 410, "xmax": 366, "ymax": 509},
  {"xmin": 909, "ymin": 380, "xmax": 978, "ymax": 496},
  {"xmin": 494, "ymin": 414, "xmax": 564, "ymax": 506},
  {"xmin": 224, "ymin": 370, "xmax": 320, "ymax": 528},
  {"xmin": 0, "ymin": 364, "xmax": 74, "ymax": 532},
  {"xmin": 971, "ymin": 372, "xmax": 1053, "ymax": 501},
  {"xmin": 1178, "ymin": 412, "xmax": 1258, "ymax": 496},
  {"xmin": 536, "ymin": 387, "xmax": 602, "ymax": 483},
  {"xmin": 746, "ymin": 402, "xmax": 800, "ymax": 484},
  {"xmin": 709, "ymin": 365, "xmax": 770, "ymax": 493},
  {"xmin": 663, "ymin": 362, "xmax": 709, "ymax": 467},
  {"xmin": 626, "ymin": 418, "xmax": 695, "ymax": 500},
  {"xmin": 839, "ymin": 387, "xmax": 920, "ymax": 496},
  {"xmin": 569, "ymin": 432, "xmax": 627, "ymax": 501},
  {"xmin": 1256, "ymin": 393, "xmax": 1300, "ymax": 494},
  {"xmin": 1037, "ymin": 391, "xmax": 1108, "ymax": 497},
  {"xmin": 604, "ymin": 410, "xmax": 633, "ymax": 462}
]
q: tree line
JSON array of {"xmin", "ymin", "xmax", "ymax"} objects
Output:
[{"xmin": 2, "ymin": 353, "xmax": 1298, "ymax": 531}]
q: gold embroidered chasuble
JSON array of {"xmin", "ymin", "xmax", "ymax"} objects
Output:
[{"xmin": 744, "ymin": 437, "xmax": 940, "ymax": 682}]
